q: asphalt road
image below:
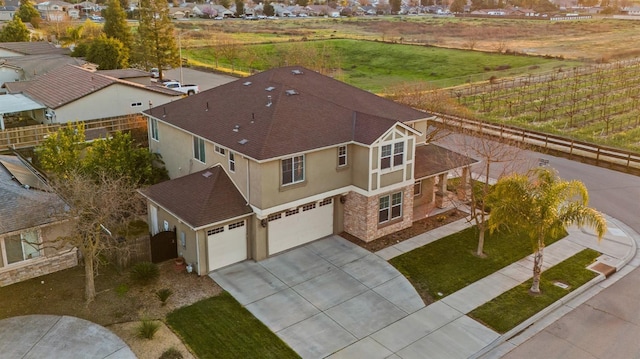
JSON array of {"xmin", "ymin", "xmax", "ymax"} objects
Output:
[{"xmin": 440, "ymin": 133, "xmax": 640, "ymax": 359}]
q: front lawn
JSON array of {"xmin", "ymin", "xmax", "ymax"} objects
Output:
[
  {"xmin": 389, "ymin": 226, "xmax": 565, "ymax": 303},
  {"xmin": 469, "ymin": 248, "xmax": 600, "ymax": 333},
  {"xmin": 166, "ymin": 292, "xmax": 300, "ymax": 359}
]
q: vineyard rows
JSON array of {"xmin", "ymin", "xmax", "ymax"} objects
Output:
[{"xmin": 450, "ymin": 58, "xmax": 640, "ymax": 152}]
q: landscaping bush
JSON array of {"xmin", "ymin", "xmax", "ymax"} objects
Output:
[
  {"xmin": 130, "ymin": 262, "xmax": 159, "ymax": 284},
  {"xmin": 159, "ymin": 347, "xmax": 183, "ymax": 359},
  {"xmin": 136, "ymin": 318, "xmax": 160, "ymax": 339},
  {"xmin": 156, "ymin": 288, "xmax": 173, "ymax": 306}
]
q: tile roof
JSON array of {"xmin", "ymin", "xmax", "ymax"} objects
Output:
[
  {"xmin": 0, "ymin": 42, "xmax": 70, "ymax": 56},
  {"xmin": 6, "ymin": 64, "xmax": 181, "ymax": 109},
  {"xmin": 139, "ymin": 166, "xmax": 253, "ymax": 229},
  {"xmin": 97, "ymin": 68, "xmax": 150, "ymax": 79},
  {"xmin": 0, "ymin": 155, "xmax": 67, "ymax": 235},
  {"xmin": 1, "ymin": 54, "xmax": 88, "ymax": 81},
  {"xmin": 414, "ymin": 144, "xmax": 478, "ymax": 179},
  {"xmin": 145, "ymin": 66, "xmax": 431, "ymax": 161}
]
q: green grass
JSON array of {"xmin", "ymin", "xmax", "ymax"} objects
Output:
[
  {"xmin": 389, "ymin": 226, "xmax": 565, "ymax": 302},
  {"xmin": 166, "ymin": 292, "xmax": 300, "ymax": 359},
  {"xmin": 186, "ymin": 39, "xmax": 572, "ymax": 92},
  {"xmin": 469, "ymin": 248, "xmax": 600, "ymax": 333}
]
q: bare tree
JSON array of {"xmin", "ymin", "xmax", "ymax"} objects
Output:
[
  {"xmin": 446, "ymin": 131, "xmax": 529, "ymax": 257},
  {"xmin": 51, "ymin": 171, "xmax": 145, "ymax": 304}
]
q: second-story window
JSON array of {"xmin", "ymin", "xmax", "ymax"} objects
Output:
[
  {"xmin": 381, "ymin": 141, "xmax": 404, "ymax": 169},
  {"xmin": 150, "ymin": 118, "xmax": 159, "ymax": 141},
  {"xmin": 215, "ymin": 145, "xmax": 226, "ymax": 156},
  {"xmin": 282, "ymin": 155, "xmax": 304, "ymax": 185},
  {"xmin": 338, "ymin": 145, "xmax": 347, "ymax": 167},
  {"xmin": 229, "ymin": 152, "xmax": 235, "ymax": 172},
  {"xmin": 193, "ymin": 136, "xmax": 205, "ymax": 163}
]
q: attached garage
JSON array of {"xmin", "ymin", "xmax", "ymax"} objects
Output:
[
  {"xmin": 268, "ymin": 198, "xmax": 334, "ymax": 255},
  {"xmin": 207, "ymin": 219, "xmax": 248, "ymax": 270}
]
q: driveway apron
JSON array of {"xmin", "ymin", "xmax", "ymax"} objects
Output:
[{"xmin": 209, "ymin": 235, "xmax": 425, "ymax": 358}]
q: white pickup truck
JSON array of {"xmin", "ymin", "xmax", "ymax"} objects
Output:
[{"xmin": 162, "ymin": 81, "xmax": 199, "ymax": 96}]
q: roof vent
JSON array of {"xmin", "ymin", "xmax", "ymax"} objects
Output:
[
  {"xmin": 291, "ymin": 69, "xmax": 303, "ymax": 75},
  {"xmin": 266, "ymin": 95, "xmax": 272, "ymax": 107},
  {"xmin": 238, "ymin": 139, "xmax": 248, "ymax": 145},
  {"xmin": 233, "ymin": 124, "xmax": 240, "ymax": 132},
  {"xmin": 243, "ymin": 81, "xmax": 252, "ymax": 86},
  {"xmin": 265, "ymin": 86, "xmax": 275, "ymax": 92},
  {"xmin": 202, "ymin": 171, "xmax": 213, "ymax": 178},
  {"xmin": 285, "ymin": 89, "xmax": 299, "ymax": 96}
]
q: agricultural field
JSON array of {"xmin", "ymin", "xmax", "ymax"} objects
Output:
[{"xmin": 451, "ymin": 59, "xmax": 640, "ymax": 151}]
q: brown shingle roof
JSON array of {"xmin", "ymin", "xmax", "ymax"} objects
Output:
[
  {"xmin": 6, "ymin": 64, "xmax": 181, "ymax": 109},
  {"xmin": 0, "ymin": 42, "xmax": 70, "ymax": 56},
  {"xmin": 414, "ymin": 144, "xmax": 478, "ymax": 179},
  {"xmin": 145, "ymin": 66, "xmax": 431, "ymax": 161},
  {"xmin": 139, "ymin": 166, "xmax": 252, "ymax": 229}
]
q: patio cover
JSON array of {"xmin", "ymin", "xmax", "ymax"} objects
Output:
[{"xmin": 0, "ymin": 94, "xmax": 45, "ymax": 130}]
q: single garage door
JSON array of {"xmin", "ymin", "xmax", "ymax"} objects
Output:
[
  {"xmin": 208, "ymin": 219, "xmax": 247, "ymax": 271},
  {"xmin": 268, "ymin": 198, "xmax": 333, "ymax": 255}
]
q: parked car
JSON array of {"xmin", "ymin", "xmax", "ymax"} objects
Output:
[
  {"xmin": 162, "ymin": 81, "xmax": 199, "ymax": 95},
  {"xmin": 150, "ymin": 68, "xmax": 160, "ymax": 78}
]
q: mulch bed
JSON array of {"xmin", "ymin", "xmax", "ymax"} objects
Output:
[{"xmin": 341, "ymin": 208, "xmax": 468, "ymax": 252}]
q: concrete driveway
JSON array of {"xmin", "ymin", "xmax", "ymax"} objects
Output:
[{"xmin": 210, "ymin": 235, "xmax": 425, "ymax": 359}]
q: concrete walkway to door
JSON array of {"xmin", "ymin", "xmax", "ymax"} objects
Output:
[{"xmin": 209, "ymin": 235, "xmax": 425, "ymax": 359}]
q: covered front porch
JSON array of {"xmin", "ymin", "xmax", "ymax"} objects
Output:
[{"xmin": 411, "ymin": 144, "xmax": 478, "ymax": 222}]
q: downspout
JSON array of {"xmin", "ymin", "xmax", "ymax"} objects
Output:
[
  {"xmin": 195, "ymin": 230, "xmax": 201, "ymax": 275},
  {"xmin": 246, "ymin": 157, "xmax": 250, "ymax": 205}
]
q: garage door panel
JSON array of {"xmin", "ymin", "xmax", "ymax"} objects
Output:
[
  {"xmin": 269, "ymin": 200, "xmax": 333, "ymax": 255},
  {"xmin": 208, "ymin": 221, "xmax": 247, "ymax": 270}
]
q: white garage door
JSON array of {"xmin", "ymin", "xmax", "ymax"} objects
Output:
[
  {"xmin": 268, "ymin": 198, "xmax": 334, "ymax": 255},
  {"xmin": 208, "ymin": 220, "xmax": 247, "ymax": 271}
]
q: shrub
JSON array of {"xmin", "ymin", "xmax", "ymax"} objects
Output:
[
  {"xmin": 136, "ymin": 318, "xmax": 160, "ymax": 340},
  {"xmin": 159, "ymin": 347, "xmax": 183, "ymax": 359},
  {"xmin": 156, "ymin": 288, "xmax": 173, "ymax": 306},
  {"xmin": 115, "ymin": 283, "xmax": 129, "ymax": 297},
  {"xmin": 130, "ymin": 262, "xmax": 159, "ymax": 284}
]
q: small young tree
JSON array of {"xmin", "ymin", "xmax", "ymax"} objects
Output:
[{"xmin": 486, "ymin": 167, "xmax": 607, "ymax": 294}]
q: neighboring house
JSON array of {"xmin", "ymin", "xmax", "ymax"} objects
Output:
[
  {"xmin": 4, "ymin": 64, "xmax": 183, "ymax": 125},
  {"xmin": 0, "ymin": 154, "xmax": 77, "ymax": 287},
  {"xmin": 97, "ymin": 68, "xmax": 153, "ymax": 86},
  {"xmin": 0, "ymin": 6, "xmax": 17, "ymax": 21},
  {"xmin": 37, "ymin": 0, "xmax": 79, "ymax": 20},
  {"xmin": 0, "ymin": 54, "xmax": 89, "ymax": 93},
  {"xmin": 140, "ymin": 66, "xmax": 475, "ymax": 275},
  {"xmin": 0, "ymin": 41, "xmax": 69, "ymax": 58}
]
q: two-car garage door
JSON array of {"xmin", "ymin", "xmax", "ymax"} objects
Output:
[
  {"xmin": 208, "ymin": 220, "xmax": 247, "ymax": 271},
  {"xmin": 268, "ymin": 198, "xmax": 334, "ymax": 255}
]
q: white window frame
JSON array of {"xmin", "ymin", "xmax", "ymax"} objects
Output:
[
  {"xmin": 380, "ymin": 141, "xmax": 404, "ymax": 170},
  {"xmin": 1, "ymin": 230, "xmax": 41, "ymax": 266},
  {"xmin": 229, "ymin": 152, "xmax": 235, "ymax": 172},
  {"xmin": 215, "ymin": 145, "xmax": 226, "ymax": 156},
  {"xmin": 281, "ymin": 155, "xmax": 305, "ymax": 185},
  {"xmin": 379, "ymin": 192, "xmax": 403, "ymax": 224},
  {"xmin": 193, "ymin": 136, "xmax": 205, "ymax": 163},
  {"xmin": 414, "ymin": 180, "xmax": 422, "ymax": 197},
  {"xmin": 338, "ymin": 145, "xmax": 347, "ymax": 167},
  {"xmin": 150, "ymin": 118, "xmax": 159, "ymax": 141}
]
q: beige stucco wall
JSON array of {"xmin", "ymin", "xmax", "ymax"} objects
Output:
[
  {"xmin": 52, "ymin": 84, "xmax": 180, "ymax": 124},
  {"xmin": 351, "ymin": 145, "xmax": 370, "ymax": 190},
  {"xmin": 149, "ymin": 120, "xmax": 208, "ymax": 178},
  {"xmin": 258, "ymin": 147, "xmax": 353, "ymax": 209}
]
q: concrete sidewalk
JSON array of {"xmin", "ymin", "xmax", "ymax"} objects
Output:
[{"xmin": 327, "ymin": 214, "xmax": 639, "ymax": 359}]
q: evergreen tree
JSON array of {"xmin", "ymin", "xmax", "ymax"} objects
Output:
[
  {"xmin": 263, "ymin": 2, "xmax": 275, "ymax": 16},
  {"xmin": 235, "ymin": 0, "xmax": 245, "ymax": 17},
  {"xmin": 16, "ymin": 0, "xmax": 41, "ymax": 28},
  {"xmin": 0, "ymin": 18, "xmax": 30, "ymax": 42},
  {"xmin": 132, "ymin": 0, "xmax": 179, "ymax": 78},
  {"xmin": 389, "ymin": 0, "xmax": 401, "ymax": 13},
  {"xmin": 86, "ymin": 35, "xmax": 129, "ymax": 70},
  {"xmin": 103, "ymin": 0, "xmax": 133, "ymax": 51},
  {"xmin": 449, "ymin": 0, "xmax": 466, "ymax": 12}
]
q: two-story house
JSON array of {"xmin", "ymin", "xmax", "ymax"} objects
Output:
[{"xmin": 140, "ymin": 66, "xmax": 474, "ymax": 275}]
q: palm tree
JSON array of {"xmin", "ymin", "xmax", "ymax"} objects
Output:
[{"xmin": 486, "ymin": 167, "xmax": 607, "ymax": 294}]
